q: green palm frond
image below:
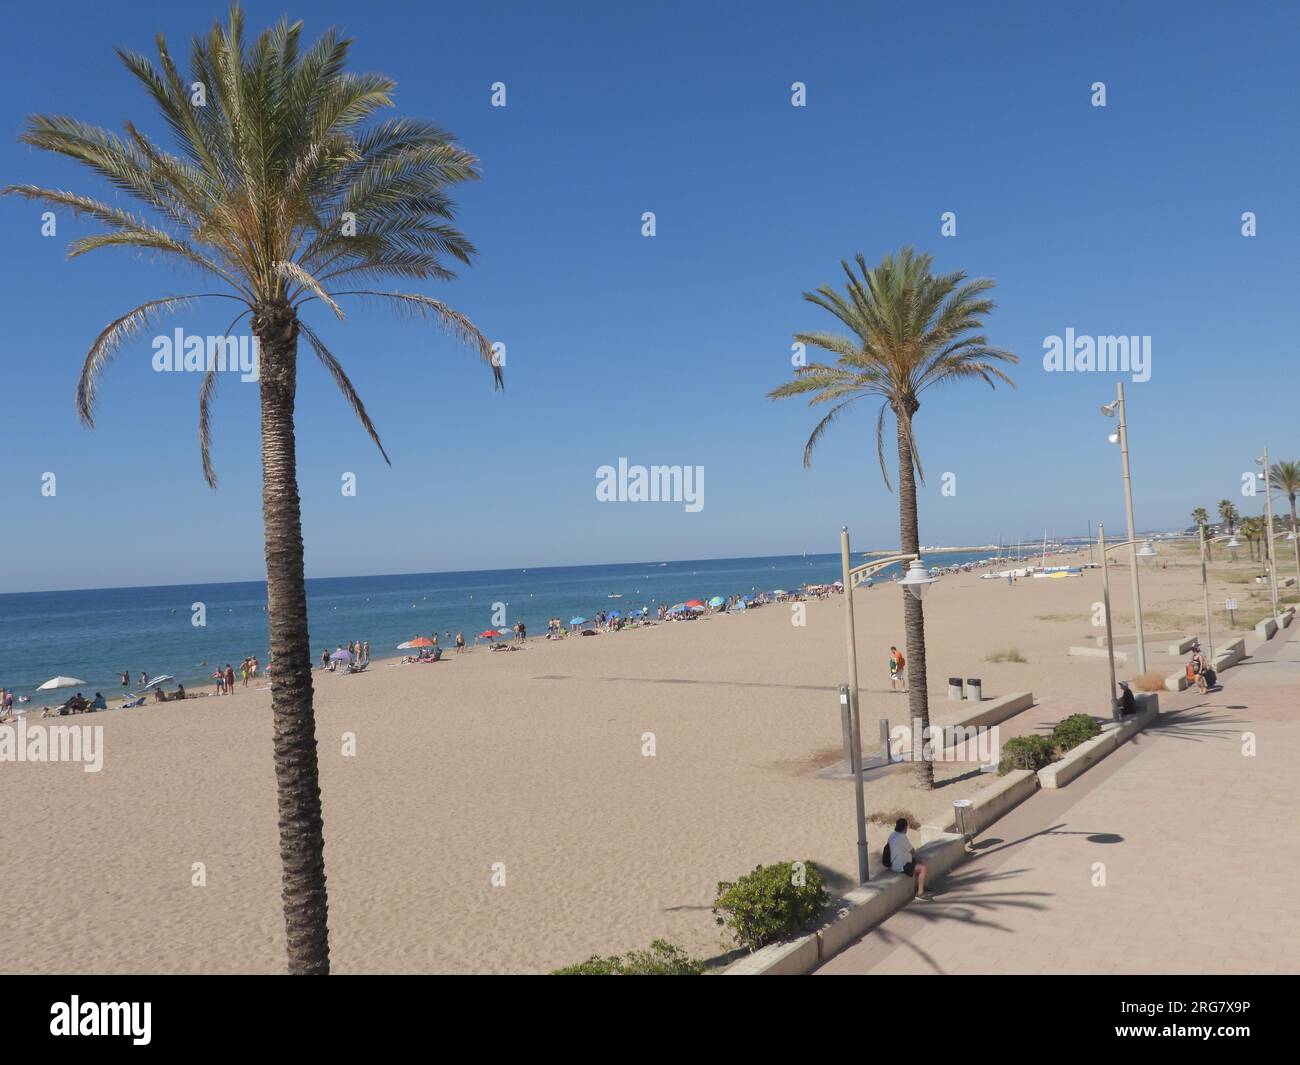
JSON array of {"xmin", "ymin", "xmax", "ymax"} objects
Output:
[{"xmin": 770, "ymin": 245, "xmax": 1017, "ymax": 487}]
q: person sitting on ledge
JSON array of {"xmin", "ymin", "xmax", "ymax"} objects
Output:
[
  {"xmin": 1118, "ymin": 680, "xmax": 1137, "ymax": 716},
  {"xmin": 885, "ymin": 818, "xmax": 931, "ymax": 901}
]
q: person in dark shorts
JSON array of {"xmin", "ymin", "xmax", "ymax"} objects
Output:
[{"xmin": 886, "ymin": 818, "xmax": 931, "ymax": 900}]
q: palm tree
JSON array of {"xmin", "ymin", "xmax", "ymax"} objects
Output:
[
  {"xmin": 1191, "ymin": 507, "xmax": 1211, "ymax": 559},
  {"xmin": 1239, "ymin": 516, "xmax": 1261, "ymax": 562},
  {"xmin": 770, "ymin": 247, "xmax": 1016, "ymax": 788},
  {"xmin": 1269, "ymin": 460, "xmax": 1300, "ymax": 585},
  {"xmin": 4, "ymin": 4, "xmax": 499, "ymax": 973},
  {"xmin": 1217, "ymin": 499, "xmax": 1238, "ymax": 536}
]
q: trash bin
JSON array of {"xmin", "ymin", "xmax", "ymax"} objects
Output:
[
  {"xmin": 948, "ymin": 676, "xmax": 964, "ymax": 700},
  {"xmin": 966, "ymin": 677, "xmax": 982, "ymax": 701},
  {"xmin": 953, "ymin": 799, "xmax": 975, "ymax": 847}
]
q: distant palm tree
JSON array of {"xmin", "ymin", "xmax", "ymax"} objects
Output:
[
  {"xmin": 1191, "ymin": 507, "xmax": 1211, "ymax": 559},
  {"xmin": 1269, "ymin": 460, "xmax": 1300, "ymax": 583},
  {"xmin": 770, "ymin": 247, "xmax": 1017, "ymax": 788},
  {"xmin": 1239, "ymin": 516, "xmax": 1262, "ymax": 562},
  {"xmin": 1217, "ymin": 499, "xmax": 1238, "ymax": 535},
  {"xmin": 4, "ymin": 4, "xmax": 500, "ymax": 973}
]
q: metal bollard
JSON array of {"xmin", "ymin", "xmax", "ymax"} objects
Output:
[
  {"xmin": 879, "ymin": 718, "xmax": 891, "ymax": 763},
  {"xmin": 965, "ymin": 677, "xmax": 982, "ymax": 701},
  {"xmin": 948, "ymin": 676, "xmax": 964, "ymax": 700},
  {"xmin": 953, "ymin": 798, "xmax": 975, "ymax": 849}
]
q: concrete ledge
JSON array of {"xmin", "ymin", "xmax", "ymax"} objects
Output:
[
  {"xmin": 1166, "ymin": 636, "xmax": 1198, "ymax": 655},
  {"xmin": 1039, "ymin": 696, "xmax": 1158, "ymax": 789},
  {"xmin": 920, "ymin": 769, "xmax": 1039, "ymax": 840},
  {"xmin": 1092, "ymin": 629, "xmax": 1182, "ymax": 647},
  {"xmin": 723, "ymin": 835, "xmax": 967, "ymax": 975},
  {"xmin": 1280, "ymin": 607, "xmax": 1296, "ymax": 628},
  {"xmin": 1164, "ymin": 671, "xmax": 1189, "ymax": 692},
  {"xmin": 1069, "ymin": 645, "xmax": 1129, "ymax": 662},
  {"xmin": 1256, "ymin": 618, "xmax": 1278, "ymax": 640},
  {"xmin": 1214, "ymin": 638, "xmax": 1246, "ymax": 672},
  {"xmin": 935, "ymin": 691, "xmax": 1034, "ymax": 746}
]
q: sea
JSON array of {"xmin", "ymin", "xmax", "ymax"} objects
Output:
[{"xmin": 0, "ymin": 549, "xmax": 1014, "ymax": 708}]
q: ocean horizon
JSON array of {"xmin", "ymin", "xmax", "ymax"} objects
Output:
[{"xmin": 0, "ymin": 547, "xmax": 1026, "ymax": 707}]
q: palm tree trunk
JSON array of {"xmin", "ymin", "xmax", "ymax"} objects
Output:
[
  {"xmin": 253, "ymin": 301, "xmax": 331, "ymax": 975},
  {"xmin": 894, "ymin": 404, "xmax": 933, "ymax": 789}
]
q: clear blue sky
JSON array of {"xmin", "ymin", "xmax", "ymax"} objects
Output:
[{"xmin": 2, "ymin": 0, "xmax": 1297, "ymax": 592}]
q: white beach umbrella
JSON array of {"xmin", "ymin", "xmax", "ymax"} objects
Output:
[
  {"xmin": 36, "ymin": 676, "xmax": 86, "ymax": 691},
  {"xmin": 143, "ymin": 675, "xmax": 175, "ymax": 689}
]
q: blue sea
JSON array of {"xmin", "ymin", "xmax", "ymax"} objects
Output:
[{"xmin": 0, "ymin": 550, "xmax": 1008, "ymax": 708}]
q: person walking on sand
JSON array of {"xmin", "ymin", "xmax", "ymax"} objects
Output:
[
  {"xmin": 213, "ymin": 667, "xmax": 225, "ymax": 695},
  {"xmin": 455, "ymin": 631, "xmax": 466, "ymax": 654},
  {"xmin": 889, "ymin": 646, "xmax": 906, "ymax": 692},
  {"xmin": 224, "ymin": 663, "xmax": 235, "ymax": 693}
]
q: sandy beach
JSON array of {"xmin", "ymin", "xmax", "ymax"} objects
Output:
[{"xmin": 0, "ymin": 544, "xmax": 1285, "ymax": 974}]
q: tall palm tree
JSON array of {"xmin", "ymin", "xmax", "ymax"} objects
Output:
[
  {"xmin": 770, "ymin": 247, "xmax": 1016, "ymax": 788},
  {"xmin": 1269, "ymin": 460, "xmax": 1300, "ymax": 584},
  {"xmin": 1191, "ymin": 507, "xmax": 1211, "ymax": 559},
  {"xmin": 4, "ymin": 4, "xmax": 499, "ymax": 973}
]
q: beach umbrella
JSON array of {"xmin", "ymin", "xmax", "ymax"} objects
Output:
[
  {"xmin": 36, "ymin": 676, "xmax": 86, "ymax": 691},
  {"xmin": 772, "ymin": 589, "xmax": 786, "ymax": 595},
  {"xmin": 569, "ymin": 616, "xmax": 587, "ymax": 626},
  {"xmin": 478, "ymin": 629, "xmax": 502, "ymax": 639},
  {"xmin": 689, "ymin": 604, "xmax": 706, "ymax": 613},
  {"xmin": 708, "ymin": 596, "xmax": 725, "ymax": 607},
  {"xmin": 397, "ymin": 636, "xmax": 434, "ymax": 649},
  {"xmin": 143, "ymin": 675, "xmax": 175, "ymax": 689},
  {"xmin": 330, "ymin": 649, "xmax": 353, "ymax": 662},
  {"xmin": 669, "ymin": 603, "xmax": 686, "ymax": 612},
  {"xmin": 608, "ymin": 610, "xmax": 621, "ymax": 619},
  {"xmin": 685, "ymin": 599, "xmax": 704, "ymax": 608}
]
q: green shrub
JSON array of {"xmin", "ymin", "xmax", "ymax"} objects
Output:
[
  {"xmin": 551, "ymin": 939, "xmax": 703, "ymax": 975},
  {"xmin": 985, "ymin": 647, "xmax": 1028, "ymax": 663},
  {"xmin": 997, "ymin": 734, "xmax": 1055, "ymax": 774},
  {"xmin": 713, "ymin": 861, "xmax": 829, "ymax": 952},
  {"xmin": 1051, "ymin": 713, "xmax": 1102, "ymax": 751}
]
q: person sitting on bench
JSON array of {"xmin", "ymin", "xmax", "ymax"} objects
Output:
[{"xmin": 885, "ymin": 818, "xmax": 931, "ymax": 901}]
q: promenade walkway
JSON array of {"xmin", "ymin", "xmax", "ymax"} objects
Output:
[{"xmin": 816, "ymin": 625, "xmax": 1300, "ymax": 975}]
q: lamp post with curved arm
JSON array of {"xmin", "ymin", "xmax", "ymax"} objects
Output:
[
  {"xmin": 839, "ymin": 529, "xmax": 934, "ymax": 883},
  {"xmin": 1097, "ymin": 523, "xmax": 1158, "ymax": 717},
  {"xmin": 1199, "ymin": 526, "xmax": 1241, "ymax": 664}
]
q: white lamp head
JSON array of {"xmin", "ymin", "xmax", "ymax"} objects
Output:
[
  {"xmin": 1099, "ymin": 401, "xmax": 1119, "ymax": 417},
  {"xmin": 898, "ymin": 559, "xmax": 938, "ymax": 601},
  {"xmin": 1107, "ymin": 430, "xmax": 1120, "ymax": 445},
  {"xmin": 1137, "ymin": 540, "xmax": 1157, "ymax": 558}
]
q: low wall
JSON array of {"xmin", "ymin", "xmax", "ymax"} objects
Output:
[
  {"xmin": 1037, "ymin": 695, "xmax": 1158, "ymax": 789},
  {"xmin": 1214, "ymin": 638, "xmax": 1246, "ymax": 671},
  {"xmin": 1166, "ymin": 636, "xmax": 1198, "ymax": 655},
  {"xmin": 723, "ymin": 835, "xmax": 967, "ymax": 975},
  {"xmin": 935, "ymin": 691, "xmax": 1034, "ymax": 747},
  {"xmin": 1256, "ymin": 617, "xmax": 1278, "ymax": 640},
  {"xmin": 1092, "ymin": 629, "xmax": 1182, "ymax": 648},
  {"xmin": 920, "ymin": 769, "xmax": 1039, "ymax": 840},
  {"xmin": 1069, "ymin": 645, "xmax": 1129, "ymax": 663}
]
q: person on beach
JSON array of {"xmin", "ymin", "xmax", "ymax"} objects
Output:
[
  {"xmin": 140, "ymin": 671, "xmax": 149, "ymax": 688},
  {"xmin": 455, "ymin": 631, "xmax": 466, "ymax": 654},
  {"xmin": 224, "ymin": 664, "xmax": 235, "ymax": 692},
  {"xmin": 1189, "ymin": 644, "xmax": 1208, "ymax": 694},
  {"xmin": 120, "ymin": 670, "xmax": 129, "ymax": 688},
  {"xmin": 886, "ymin": 818, "xmax": 931, "ymax": 901},
  {"xmin": 889, "ymin": 646, "xmax": 906, "ymax": 692},
  {"xmin": 321, "ymin": 648, "xmax": 330, "ymax": 671},
  {"xmin": 213, "ymin": 667, "xmax": 226, "ymax": 695},
  {"xmin": 90, "ymin": 692, "xmax": 107, "ymax": 711}
]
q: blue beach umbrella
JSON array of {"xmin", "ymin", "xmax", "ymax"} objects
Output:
[
  {"xmin": 708, "ymin": 596, "xmax": 725, "ymax": 607},
  {"xmin": 569, "ymin": 616, "xmax": 587, "ymax": 626}
]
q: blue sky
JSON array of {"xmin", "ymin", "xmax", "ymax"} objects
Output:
[{"xmin": 2, "ymin": 0, "xmax": 1297, "ymax": 592}]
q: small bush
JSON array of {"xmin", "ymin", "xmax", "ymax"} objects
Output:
[
  {"xmin": 1051, "ymin": 713, "xmax": 1102, "ymax": 751},
  {"xmin": 867, "ymin": 809, "xmax": 919, "ymax": 828},
  {"xmin": 1130, "ymin": 671, "xmax": 1167, "ymax": 693},
  {"xmin": 997, "ymin": 734, "xmax": 1055, "ymax": 774},
  {"xmin": 551, "ymin": 939, "xmax": 703, "ymax": 975},
  {"xmin": 713, "ymin": 861, "xmax": 829, "ymax": 952},
  {"xmin": 985, "ymin": 647, "xmax": 1028, "ymax": 663}
]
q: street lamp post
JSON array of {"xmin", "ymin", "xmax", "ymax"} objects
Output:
[
  {"xmin": 1101, "ymin": 383, "xmax": 1148, "ymax": 672},
  {"xmin": 838, "ymin": 533, "xmax": 933, "ymax": 884},
  {"xmin": 1257, "ymin": 449, "xmax": 1281, "ymax": 620},
  {"xmin": 1096, "ymin": 526, "xmax": 1157, "ymax": 716},
  {"xmin": 1198, "ymin": 527, "xmax": 1241, "ymax": 665},
  {"xmin": 1098, "ymin": 523, "xmax": 1119, "ymax": 718}
]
